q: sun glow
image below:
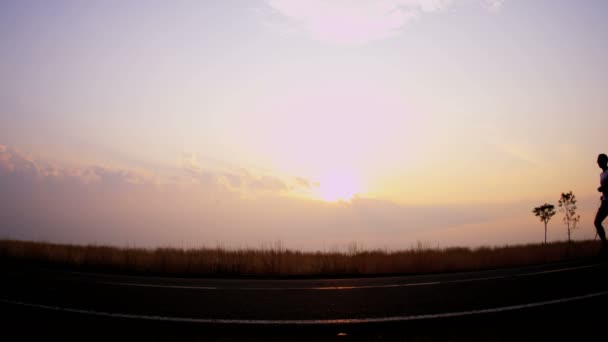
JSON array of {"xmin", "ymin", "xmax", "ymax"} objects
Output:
[{"xmin": 315, "ymin": 171, "xmax": 359, "ymax": 202}]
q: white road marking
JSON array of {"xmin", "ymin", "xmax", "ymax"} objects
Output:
[
  {"xmin": 2, "ymin": 291, "xmax": 607, "ymax": 325},
  {"xmin": 98, "ymin": 282, "xmax": 217, "ymax": 290},
  {"xmin": 450, "ymin": 264, "xmax": 598, "ymax": 284},
  {"xmin": 94, "ymin": 263, "xmax": 601, "ymax": 291},
  {"xmin": 311, "ymin": 282, "xmax": 442, "ymax": 290}
]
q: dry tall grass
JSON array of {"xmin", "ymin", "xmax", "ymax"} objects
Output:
[{"xmin": 0, "ymin": 239, "xmax": 602, "ymax": 277}]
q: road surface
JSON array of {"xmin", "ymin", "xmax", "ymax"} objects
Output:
[{"xmin": 2, "ymin": 258, "xmax": 607, "ymax": 340}]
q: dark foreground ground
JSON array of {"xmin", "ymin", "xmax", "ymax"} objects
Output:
[{"xmin": 2, "ymin": 258, "xmax": 608, "ymax": 341}]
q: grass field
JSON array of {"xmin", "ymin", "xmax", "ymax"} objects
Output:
[{"xmin": 0, "ymin": 239, "xmax": 603, "ymax": 277}]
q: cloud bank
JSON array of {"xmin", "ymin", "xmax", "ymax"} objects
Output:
[
  {"xmin": 1, "ymin": 143, "xmax": 595, "ymax": 250},
  {"xmin": 264, "ymin": 0, "xmax": 506, "ymax": 44}
]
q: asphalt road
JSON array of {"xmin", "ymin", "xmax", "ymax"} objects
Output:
[{"xmin": 2, "ymin": 258, "xmax": 608, "ymax": 340}]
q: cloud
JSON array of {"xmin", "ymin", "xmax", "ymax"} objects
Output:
[
  {"xmin": 483, "ymin": 0, "xmax": 506, "ymax": 12},
  {"xmin": 221, "ymin": 172, "xmax": 244, "ymax": 188},
  {"xmin": 249, "ymin": 175, "xmax": 288, "ymax": 192},
  {"xmin": 491, "ymin": 141, "xmax": 543, "ymax": 169},
  {"xmin": 0, "ymin": 146, "xmax": 312, "ymax": 197},
  {"xmin": 0, "ymin": 146, "xmax": 155, "ymax": 187},
  {"xmin": 295, "ymin": 176, "xmax": 318, "ymax": 188},
  {"xmin": 178, "ymin": 152, "xmax": 309, "ymax": 195},
  {"xmin": 0, "ymin": 146, "xmax": 40, "ymax": 176},
  {"xmin": 6, "ymin": 142, "xmax": 587, "ymax": 251},
  {"xmin": 263, "ymin": 0, "xmax": 505, "ymax": 44}
]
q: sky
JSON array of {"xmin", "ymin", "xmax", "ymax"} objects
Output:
[{"xmin": 1, "ymin": 0, "xmax": 608, "ymax": 250}]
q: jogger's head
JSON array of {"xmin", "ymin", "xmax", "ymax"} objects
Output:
[{"xmin": 598, "ymin": 154, "xmax": 608, "ymax": 169}]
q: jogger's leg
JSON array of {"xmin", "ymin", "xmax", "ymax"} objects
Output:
[{"xmin": 594, "ymin": 202, "xmax": 608, "ymax": 245}]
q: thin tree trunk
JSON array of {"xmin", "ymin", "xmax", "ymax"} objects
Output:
[{"xmin": 544, "ymin": 222, "xmax": 547, "ymax": 244}]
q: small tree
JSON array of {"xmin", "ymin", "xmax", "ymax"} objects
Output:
[
  {"xmin": 558, "ymin": 191, "xmax": 580, "ymax": 243},
  {"xmin": 532, "ymin": 203, "xmax": 556, "ymax": 244}
]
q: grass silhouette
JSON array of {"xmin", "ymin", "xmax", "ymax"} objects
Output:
[{"xmin": 0, "ymin": 239, "xmax": 602, "ymax": 277}]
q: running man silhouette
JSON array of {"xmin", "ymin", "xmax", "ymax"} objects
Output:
[{"xmin": 595, "ymin": 153, "xmax": 608, "ymax": 251}]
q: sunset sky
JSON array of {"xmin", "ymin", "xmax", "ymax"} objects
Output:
[{"xmin": 1, "ymin": 0, "xmax": 608, "ymax": 250}]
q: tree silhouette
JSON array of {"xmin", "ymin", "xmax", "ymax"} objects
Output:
[
  {"xmin": 558, "ymin": 191, "xmax": 580, "ymax": 243},
  {"xmin": 532, "ymin": 203, "xmax": 556, "ymax": 244}
]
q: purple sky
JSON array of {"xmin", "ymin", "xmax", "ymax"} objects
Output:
[{"xmin": 1, "ymin": 0, "xmax": 607, "ymax": 249}]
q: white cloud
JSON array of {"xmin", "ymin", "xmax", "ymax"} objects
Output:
[
  {"xmin": 0, "ymin": 145, "xmax": 156, "ymax": 186},
  {"xmin": 483, "ymin": 0, "xmax": 506, "ymax": 12},
  {"xmin": 264, "ymin": 0, "xmax": 505, "ymax": 45},
  {"xmin": 178, "ymin": 152, "xmax": 310, "ymax": 195}
]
